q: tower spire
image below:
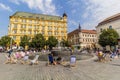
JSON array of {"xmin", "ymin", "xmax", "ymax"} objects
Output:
[
  {"xmin": 79, "ymin": 23, "xmax": 81, "ymax": 32},
  {"xmin": 63, "ymin": 12, "xmax": 67, "ymax": 17}
]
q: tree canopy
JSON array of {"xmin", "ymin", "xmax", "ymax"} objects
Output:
[
  {"xmin": 20, "ymin": 35, "xmax": 30, "ymax": 48},
  {"xmin": 99, "ymin": 29, "xmax": 119, "ymax": 47},
  {"xmin": 30, "ymin": 33, "xmax": 46, "ymax": 49},
  {"xmin": 60, "ymin": 39, "xmax": 71, "ymax": 47},
  {"xmin": 0, "ymin": 36, "xmax": 14, "ymax": 48},
  {"xmin": 46, "ymin": 36, "xmax": 58, "ymax": 50}
]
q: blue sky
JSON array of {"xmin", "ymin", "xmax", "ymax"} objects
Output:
[{"xmin": 0, "ymin": 0, "xmax": 120, "ymax": 37}]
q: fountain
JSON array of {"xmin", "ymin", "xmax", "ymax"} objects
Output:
[{"xmin": 30, "ymin": 41, "xmax": 94, "ymax": 61}]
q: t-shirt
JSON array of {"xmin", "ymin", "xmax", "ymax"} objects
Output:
[{"xmin": 49, "ymin": 55, "xmax": 53, "ymax": 62}]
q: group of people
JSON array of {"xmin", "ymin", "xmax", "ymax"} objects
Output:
[
  {"xmin": 5, "ymin": 49, "xmax": 39, "ymax": 65},
  {"xmin": 48, "ymin": 53, "xmax": 63, "ymax": 65},
  {"xmin": 47, "ymin": 53, "xmax": 76, "ymax": 67},
  {"xmin": 4, "ymin": 48, "xmax": 77, "ymax": 68},
  {"xmin": 96, "ymin": 47, "xmax": 120, "ymax": 62}
]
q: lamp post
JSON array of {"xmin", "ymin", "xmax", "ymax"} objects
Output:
[
  {"xmin": 10, "ymin": 37, "xmax": 13, "ymax": 49},
  {"xmin": 9, "ymin": 24, "xmax": 13, "ymax": 49}
]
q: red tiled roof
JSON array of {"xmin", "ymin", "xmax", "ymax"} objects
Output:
[
  {"xmin": 68, "ymin": 29, "xmax": 96, "ymax": 37},
  {"xmin": 68, "ymin": 29, "xmax": 79, "ymax": 35},
  {"xmin": 81, "ymin": 29, "xmax": 97, "ymax": 34}
]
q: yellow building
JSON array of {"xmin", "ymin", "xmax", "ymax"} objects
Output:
[{"xmin": 8, "ymin": 11, "xmax": 67, "ymax": 45}]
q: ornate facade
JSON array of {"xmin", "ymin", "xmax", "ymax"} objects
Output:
[
  {"xmin": 68, "ymin": 25, "xmax": 97, "ymax": 49},
  {"xmin": 8, "ymin": 12, "xmax": 67, "ymax": 45}
]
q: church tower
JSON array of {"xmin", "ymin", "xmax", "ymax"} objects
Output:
[
  {"xmin": 63, "ymin": 12, "xmax": 67, "ymax": 22},
  {"xmin": 78, "ymin": 23, "xmax": 81, "ymax": 32}
]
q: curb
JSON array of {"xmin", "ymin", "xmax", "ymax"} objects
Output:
[{"xmin": 77, "ymin": 53, "xmax": 98, "ymax": 62}]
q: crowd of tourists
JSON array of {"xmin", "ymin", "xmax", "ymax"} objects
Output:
[
  {"xmin": 4, "ymin": 49, "xmax": 40, "ymax": 65},
  {"xmin": 2, "ymin": 46, "xmax": 120, "ymax": 67},
  {"xmin": 47, "ymin": 53, "xmax": 76, "ymax": 67},
  {"xmin": 2, "ymin": 48, "xmax": 76, "ymax": 67},
  {"xmin": 96, "ymin": 47, "xmax": 120, "ymax": 62}
]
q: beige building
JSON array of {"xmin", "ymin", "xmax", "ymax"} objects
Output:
[
  {"xmin": 8, "ymin": 11, "xmax": 67, "ymax": 45},
  {"xmin": 96, "ymin": 13, "xmax": 120, "ymax": 38},
  {"xmin": 68, "ymin": 25, "xmax": 97, "ymax": 49}
]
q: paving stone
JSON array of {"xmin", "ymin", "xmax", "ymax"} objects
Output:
[{"xmin": 0, "ymin": 53, "xmax": 120, "ymax": 80}]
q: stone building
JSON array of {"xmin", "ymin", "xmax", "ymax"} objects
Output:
[
  {"xmin": 8, "ymin": 11, "xmax": 67, "ymax": 45},
  {"xmin": 68, "ymin": 24, "xmax": 97, "ymax": 49},
  {"xmin": 96, "ymin": 13, "xmax": 120, "ymax": 38}
]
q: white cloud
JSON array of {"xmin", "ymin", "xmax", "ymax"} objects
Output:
[
  {"xmin": 67, "ymin": 0, "xmax": 80, "ymax": 7},
  {"xmin": 80, "ymin": 0, "xmax": 120, "ymax": 29},
  {"xmin": 69, "ymin": 20, "xmax": 78, "ymax": 27},
  {"xmin": 0, "ymin": 3, "xmax": 12, "ymax": 12},
  {"xmin": 10, "ymin": 0, "xmax": 57, "ymax": 15},
  {"xmin": 82, "ymin": 12, "xmax": 89, "ymax": 18},
  {"xmin": 9, "ymin": 0, "xmax": 20, "ymax": 5}
]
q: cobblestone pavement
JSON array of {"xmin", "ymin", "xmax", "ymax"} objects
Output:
[{"xmin": 0, "ymin": 53, "xmax": 120, "ymax": 80}]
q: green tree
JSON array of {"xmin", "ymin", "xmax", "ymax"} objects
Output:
[
  {"xmin": 30, "ymin": 33, "xmax": 46, "ymax": 49},
  {"xmin": 99, "ymin": 29, "xmax": 119, "ymax": 48},
  {"xmin": 46, "ymin": 36, "xmax": 58, "ymax": 50},
  {"xmin": 61, "ymin": 39, "xmax": 71, "ymax": 47},
  {"xmin": 0, "ymin": 36, "xmax": 14, "ymax": 48},
  {"xmin": 20, "ymin": 35, "xmax": 30, "ymax": 48}
]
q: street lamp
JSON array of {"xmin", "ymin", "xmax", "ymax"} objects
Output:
[{"xmin": 10, "ymin": 37, "xmax": 13, "ymax": 49}]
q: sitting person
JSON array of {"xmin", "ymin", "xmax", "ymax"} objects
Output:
[
  {"xmin": 20, "ymin": 53, "xmax": 29, "ymax": 64},
  {"xmin": 97, "ymin": 51, "xmax": 103, "ymax": 62},
  {"xmin": 70, "ymin": 54, "xmax": 76, "ymax": 67},
  {"xmin": 56, "ymin": 56, "xmax": 62, "ymax": 64},
  {"xmin": 63, "ymin": 54, "xmax": 76, "ymax": 68},
  {"xmin": 56, "ymin": 56, "xmax": 64, "ymax": 64},
  {"xmin": 4, "ymin": 53, "xmax": 12, "ymax": 64},
  {"xmin": 29, "ymin": 53, "xmax": 39, "ymax": 65},
  {"xmin": 48, "ymin": 53, "xmax": 53, "ymax": 64},
  {"xmin": 7, "ymin": 49, "xmax": 13, "ymax": 58},
  {"xmin": 47, "ymin": 53, "xmax": 56, "ymax": 65},
  {"xmin": 4, "ymin": 53, "xmax": 17, "ymax": 64}
]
